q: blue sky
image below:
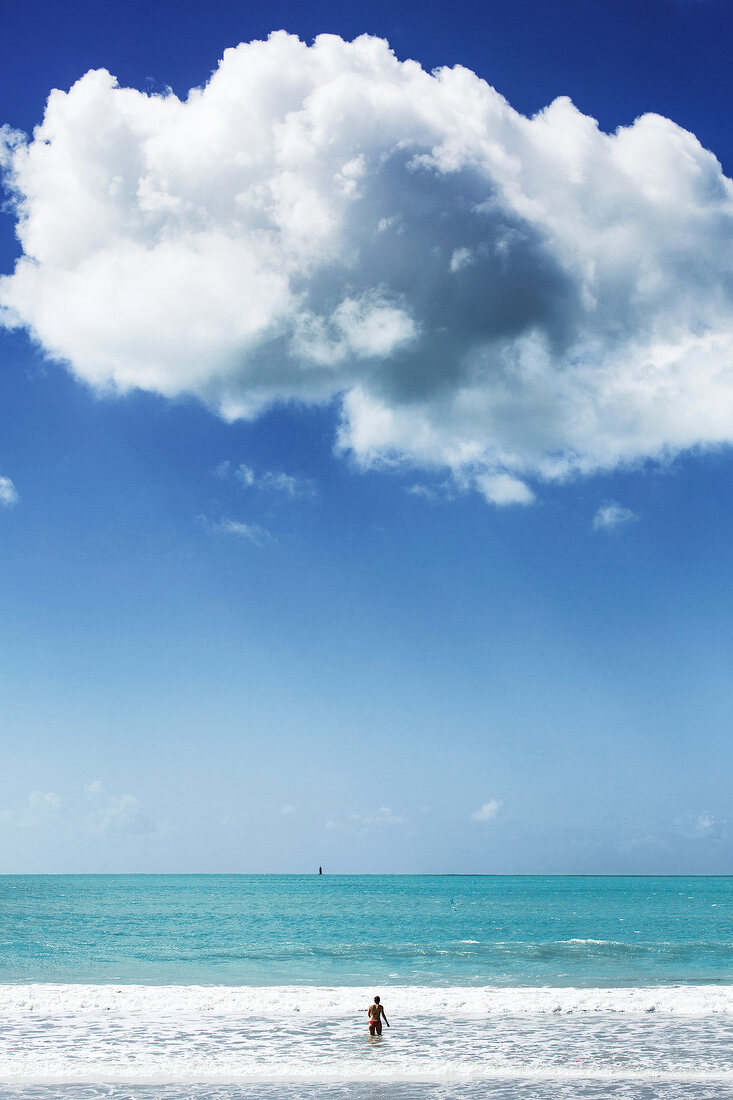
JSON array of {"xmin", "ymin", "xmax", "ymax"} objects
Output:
[{"xmin": 1, "ymin": 0, "xmax": 733, "ymax": 873}]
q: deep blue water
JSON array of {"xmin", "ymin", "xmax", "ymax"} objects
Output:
[{"xmin": 1, "ymin": 874, "xmax": 732, "ymax": 986}]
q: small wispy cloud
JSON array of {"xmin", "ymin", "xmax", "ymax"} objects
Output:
[
  {"xmin": 241, "ymin": 466, "xmax": 316, "ymax": 498},
  {"xmin": 326, "ymin": 806, "xmax": 405, "ymax": 832},
  {"xmin": 0, "ymin": 789, "xmax": 66, "ymax": 828},
  {"xmin": 1, "ymin": 782, "xmax": 159, "ymax": 836},
  {"xmin": 0, "ymin": 476, "xmax": 19, "ymax": 507},
  {"xmin": 281, "ymin": 804, "xmax": 296, "ymax": 816},
  {"xmin": 672, "ymin": 810, "xmax": 725, "ymax": 841},
  {"xmin": 475, "ymin": 473, "xmax": 534, "ymax": 507},
  {"xmin": 406, "ymin": 480, "xmax": 458, "ymax": 504},
  {"xmin": 470, "ymin": 799, "xmax": 502, "ymax": 822},
  {"xmin": 412, "ymin": 470, "xmax": 533, "ymax": 507},
  {"xmin": 449, "ymin": 247, "xmax": 473, "ymax": 273},
  {"xmin": 406, "ymin": 483, "xmax": 441, "ymax": 502},
  {"xmin": 209, "ymin": 518, "xmax": 274, "ymax": 545},
  {"xmin": 218, "ymin": 461, "xmax": 316, "ymax": 498},
  {"xmin": 349, "ymin": 806, "xmax": 404, "ymax": 826},
  {"xmin": 84, "ymin": 780, "xmax": 156, "ymax": 836},
  {"xmin": 592, "ymin": 501, "xmax": 638, "ymax": 531}
]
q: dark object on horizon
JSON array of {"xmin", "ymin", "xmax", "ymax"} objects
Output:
[{"xmin": 319, "ymin": 866, "xmax": 323, "ymax": 875}]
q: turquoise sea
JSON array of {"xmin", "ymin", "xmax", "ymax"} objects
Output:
[
  {"xmin": 1, "ymin": 875, "xmax": 732, "ymax": 1098},
  {"xmin": 2, "ymin": 874, "xmax": 733, "ymax": 986}
]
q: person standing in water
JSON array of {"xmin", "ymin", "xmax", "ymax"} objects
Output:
[{"xmin": 367, "ymin": 995, "xmax": 389, "ymax": 1036}]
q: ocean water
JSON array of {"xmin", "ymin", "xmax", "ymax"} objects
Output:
[{"xmin": 1, "ymin": 875, "xmax": 732, "ymax": 1098}]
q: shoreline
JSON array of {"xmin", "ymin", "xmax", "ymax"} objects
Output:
[
  {"xmin": 3, "ymin": 982, "xmax": 733, "ymax": 1092},
  {"xmin": 5, "ymin": 981, "xmax": 733, "ymax": 1009},
  {"xmin": 4, "ymin": 1069, "xmax": 733, "ymax": 1084}
]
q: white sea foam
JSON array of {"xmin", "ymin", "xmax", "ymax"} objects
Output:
[
  {"xmin": 4, "ymin": 983, "xmax": 733, "ymax": 1018},
  {"xmin": 1, "ymin": 985, "xmax": 733, "ymax": 1087}
]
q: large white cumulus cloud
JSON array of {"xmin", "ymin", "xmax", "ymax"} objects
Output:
[{"xmin": 2, "ymin": 31, "xmax": 733, "ymax": 501}]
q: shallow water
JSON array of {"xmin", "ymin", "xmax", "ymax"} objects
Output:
[
  {"xmin": 2, "ymin": 983, "xmax": 733, "ymax": 1094},
  {"xmin": 1, "ymin": 876, "xmax": 732, "ymax": 1097},
  {"xmin": 3, "ymin": 1086, "xmax": 733, "ymax": 1100}
]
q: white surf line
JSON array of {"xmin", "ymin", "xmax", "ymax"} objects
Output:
[
  {"xmin": 4, "ymin": 984, "xmax": 733, "ymax": 1015},
  {"xmin": 2, "ymin": 1070, "xmax": 733, "ymax": 1086}
]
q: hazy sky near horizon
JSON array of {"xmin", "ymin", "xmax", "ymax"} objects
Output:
[{"xmin": 1, "ymin": 0, "xmax": 733, "ymax": 873}]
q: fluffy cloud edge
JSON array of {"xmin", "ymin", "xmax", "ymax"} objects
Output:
[
  {"xmin": 2, "ymin": 33, "xmax": 733, "ymax": 505},
  {"xmin": 0, "ymin": 476, "xmax": 18, "ymax": 506}
]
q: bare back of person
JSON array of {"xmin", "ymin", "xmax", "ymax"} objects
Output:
[{"xmin": 367, "ymin": 995, "xmax": 389, "ymax": 1036}]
